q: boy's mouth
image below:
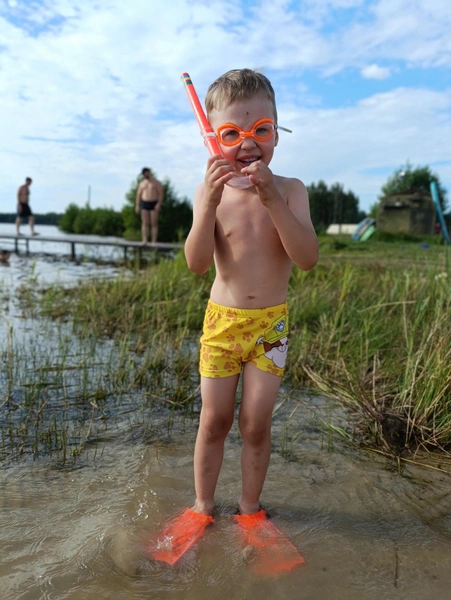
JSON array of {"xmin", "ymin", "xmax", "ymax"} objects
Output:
[{"xmin": 237, "ymin": 157, "xmax": 259, "ymax": 168}]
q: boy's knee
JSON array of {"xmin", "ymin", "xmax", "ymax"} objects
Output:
[
  {"xmin": 239, "ymin": 421, "xmax": 270, "ymax": 446},
  {"xmin": 201, "ymin": 414, "xmax": 233, "ymax": 442}
]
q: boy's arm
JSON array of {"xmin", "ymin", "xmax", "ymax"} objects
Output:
[
  {"xmin": 184, "ymin": 154, "xmax": 235, "ymax": 274},
  {"xmin": 266, "ymin": 178, "xmax": 318, "ymax": 271},
  {"xmin": 184, "ymin": 183, "xmax": 217, "ymax": 274}
]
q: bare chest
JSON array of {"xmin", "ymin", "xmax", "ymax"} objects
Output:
[
  {"xmin": 141, "ymin": 180, "xmax": 158, "ymax": 200},
  {"xmin": 216, "ymin": 198, "xmax": 278, "ymax": 245}
]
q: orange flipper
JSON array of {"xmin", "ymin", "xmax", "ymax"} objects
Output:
[
  {"xmin": 148, "ymin": 508, "xmax": 214, "ymax": 566},
  {"xmin": 234, "ymin": 509, "xmax": 305, "ymax": 574}
]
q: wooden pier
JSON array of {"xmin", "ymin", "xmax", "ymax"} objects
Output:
[{"xmin": 0, "ymin": 233, "xmax": 183, "ymax": 261}]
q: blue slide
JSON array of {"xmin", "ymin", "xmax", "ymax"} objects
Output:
[
  {"xmin": 352, "ymin": 217, "xmax": 375, "ymax": 241},
  {"xmin": 430, "ymin": 181, "xmax": 450, "ymax": 244}
]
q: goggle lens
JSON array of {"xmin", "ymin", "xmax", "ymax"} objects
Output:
[{"xmin": 216, "ymin": 119, "xmax": 276, "ymax": 146}]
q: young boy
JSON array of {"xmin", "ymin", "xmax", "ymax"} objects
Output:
[
  {"xmin": 149, "ymin": 69, "xmax": 318, "ymax": 567},
  {"xmin": 184, "ymin": 68, "xmax": 318, "ymax": 518}
]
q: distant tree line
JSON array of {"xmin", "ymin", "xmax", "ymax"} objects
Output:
[
  {"xmin": 307, "ymin": 181, "xmax": 366, "ymax": 233},
  {"xmin": 54, "ymin": 163, "xmax": 450, "ymax": 239},
  {"xmin": 0, "ymin": 212, "xmax": 62, "ymax": 225}
]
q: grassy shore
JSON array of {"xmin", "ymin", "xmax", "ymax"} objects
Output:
[{"xmin": 2, "ymin": 237, "xmax": 451, "ymax": 460}]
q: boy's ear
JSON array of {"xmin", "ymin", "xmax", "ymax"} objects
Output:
[{"xmin": 274, "ymin": 129, "xmax": 279, "ymax": 147}]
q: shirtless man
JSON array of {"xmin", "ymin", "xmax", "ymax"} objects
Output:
[
  {"xmin": 135, "ymin": 167, "xmax": 164, "ymax": 245},
  {"xmin": 16, "ymin": 177, "xmax": 36, "ymax": 236}
]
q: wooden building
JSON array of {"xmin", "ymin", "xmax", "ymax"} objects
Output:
[{"xmin": 376, "ymin": 188, "xmax": 436, "ymax": 235}]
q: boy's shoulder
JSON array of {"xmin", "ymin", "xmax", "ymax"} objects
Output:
[{"xmin": 273, "ymin": 173, "xmax": 306, "ymax": 188}]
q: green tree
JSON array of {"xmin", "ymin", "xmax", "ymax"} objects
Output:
[
  {"xmin": 58, "ymin": 203, "xmax": 80, "ymax": 233},
  {"xmin": 380, "ymin": 163, "xmax": 449, "ymax": 214},
  {"xmin": 59, "ymin": 203, "xmax": 124, "ymax": 236},
  {"xmin": 307, "ymin": 180, "xmax": 365, "ymax": 232},
  {"xmin": 122, "ymin": 171, "xmax": 192, "ymax": 242}
]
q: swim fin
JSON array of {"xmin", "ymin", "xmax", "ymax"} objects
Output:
[
  {"xmin": 148, "ymin": 508, "xmax": 214, "ymax": 565},
  {"xmin": 234, "ymin": 509, "xmax": 305, "ymax": 575}
]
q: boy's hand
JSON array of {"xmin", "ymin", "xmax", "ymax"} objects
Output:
[
  {"xmin": 204, "ymin": 155, "xmax": 235, "ymax": 205},
  {"xmin": 241, "ymin": 161, "xmax": 281, "ymax": 206}
]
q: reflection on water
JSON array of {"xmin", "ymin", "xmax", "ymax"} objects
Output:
[
  {"xmin": 0, "ymin": 224, "xmax": 133, "ymax": 343},
  {"xmin": 2, "ymin": 395, "xmax": 451, "ymax": 600},
  {"xmin": 2, "ymin": 225, "xmax": 451, "ymax": 599}
]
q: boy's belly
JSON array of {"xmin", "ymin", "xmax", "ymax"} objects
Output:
[{"xmin": 210, "ymin": 257, "xmax": 292, "ymax": 309}]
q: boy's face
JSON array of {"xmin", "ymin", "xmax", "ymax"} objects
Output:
[{"xmin": 209, "ymin": 96, "xmax": 278, "ymax": 176}]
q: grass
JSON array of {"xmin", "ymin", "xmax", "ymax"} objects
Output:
[{"xmin": 2, "ymin": 238, "xmax": 451, "ymax": 461}]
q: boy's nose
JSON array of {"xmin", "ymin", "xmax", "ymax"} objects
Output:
[{"xmin": 240, "ymin": 135, "xmax": 257, "ymax": 149}]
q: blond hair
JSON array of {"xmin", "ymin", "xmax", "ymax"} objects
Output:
[{"xmin": 205, "ymin": 69, "xmax": 278, "ymax": 124}]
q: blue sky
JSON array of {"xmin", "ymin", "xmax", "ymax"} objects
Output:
[{"xmin": 1, "ymin": 0, "xmax": 450, "ymax": 215}]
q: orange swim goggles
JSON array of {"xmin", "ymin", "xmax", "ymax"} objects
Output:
[{"xmin": 216, "ymin": 118, "xmax": 276, "ymax": 146}]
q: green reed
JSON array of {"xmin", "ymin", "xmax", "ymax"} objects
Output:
[{"xmin": 287, "ymin": 244, "xmax": 451, "ymax": 453}]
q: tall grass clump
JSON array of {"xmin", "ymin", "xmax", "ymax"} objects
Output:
[{"xmin": 286, "ymin": 254, "xmax": 451, "ymax": 454}]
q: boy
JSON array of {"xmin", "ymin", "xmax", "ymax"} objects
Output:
[
  {"xmin": 149, "ymin": 69, "xmax": 317, "ymax": 566},
  {"xmin": 185, "ymin": 68, "xmax": 318, "ymax": 515}
]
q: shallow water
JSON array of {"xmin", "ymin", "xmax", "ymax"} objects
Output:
[
  {"xmin": 2, "ymin": 393, "xmax": 451, "ymax": 600},
  {"xmin": 2, "ymin": 231, "xmax": 451, "ymax": 599}
]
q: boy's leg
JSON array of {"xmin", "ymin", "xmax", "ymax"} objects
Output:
[
  {"xmin": 15, "ymin": 216, "xmax": 21, "ymax": 235},
  {"xmin": 29, "ymin": 215, "xmax": 35, "ymax": 235},
  {"xmin": 193, "ymin": 374, "xmax": 239, "ymax": 514},
  {"xmin": 238, "ymin": 364, "xmax": 281, "ymax": 515}
]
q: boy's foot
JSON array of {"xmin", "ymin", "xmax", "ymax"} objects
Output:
[
  {"xmin": 147, "ymin": 507, "xmax": 214, "ymax": 565},
  {"xmin": 234, "ymin": 509, "xmax": 305, "ymax": 574}
]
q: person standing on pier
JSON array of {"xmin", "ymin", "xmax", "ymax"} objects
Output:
[
  {"xmin": 135, "ymin": 167, "xmax": 164, "ymax": 245},
  {"xmin": 16, "ymin": 177, "xmax": 36, "ymax": 236}
]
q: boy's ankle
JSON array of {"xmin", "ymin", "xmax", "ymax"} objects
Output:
[
  {"xmin": 192, "ymin": 501, "xmax": 214, "ymax": 516},
  {"xmin": 238, "ymin": 501, "xmax": 261, "ymax": 515}
]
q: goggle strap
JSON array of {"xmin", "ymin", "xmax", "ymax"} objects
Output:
[
  {"xmin": 278, "ymin": 126, "xmax": 292, "ymax": 133},
  {"xmin": 202, "ymin": 132, "xmax": 216, "ymax": 138}
]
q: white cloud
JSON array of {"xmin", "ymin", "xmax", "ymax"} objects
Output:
[
  {"xmin": 361, "ymin": 63, "xmax": 391, "ymax": 80},
  {"xmin": 0, "ymin": 0, "xmax": 450, "ymax": 216}
]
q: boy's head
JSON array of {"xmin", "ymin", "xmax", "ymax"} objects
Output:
[{"xmin": 205, "ymin": 69, "xmax": 278, "ymax": 125}]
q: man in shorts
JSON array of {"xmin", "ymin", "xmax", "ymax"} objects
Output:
[
  {"xmin": 135, "ymin": 167, "xmax": 164, "ymax": 245},
  {"xmin": 16, "ymin": 177, "xmax": 36, "ymax": 236}
]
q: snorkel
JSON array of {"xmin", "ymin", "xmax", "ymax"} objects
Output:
[{"xmin": 181, "ymin": 72, "xmax": 253, "ymax": 189}]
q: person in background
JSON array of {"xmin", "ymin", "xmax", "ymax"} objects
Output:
[
  {"xmin": 16, "ymin": 177, "xmax": 36, "ymax": 236},
  {"xmin": 135, "ymin": 168, "xmax": 164, "ymax": 245}
]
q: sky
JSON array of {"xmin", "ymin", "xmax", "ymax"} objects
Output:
[{"xmin": 1, "ymin": 0, "xmax": 450, "ymax": 216}]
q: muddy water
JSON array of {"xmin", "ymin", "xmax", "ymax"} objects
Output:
[{"xmin": 2, "ymin": 393, "xmax": 451, "ymax": 600}]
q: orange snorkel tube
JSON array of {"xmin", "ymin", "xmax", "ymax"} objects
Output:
[
  {"xmin": 181, "ymin": 72, "xmax": 222, "ymax": 157},
  {"xmin": 181, "ymin": 72, "xmax": 253, "ymax": 189}
]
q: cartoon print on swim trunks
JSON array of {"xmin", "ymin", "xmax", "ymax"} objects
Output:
[{"xmin": 256, "ymin": 316, "xmax": 289, "ymax": 369}]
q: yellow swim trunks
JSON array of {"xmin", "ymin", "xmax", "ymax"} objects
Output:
[{"xmin": 199, "ymin": 300, "xmax": 289, "ymax": 379}]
